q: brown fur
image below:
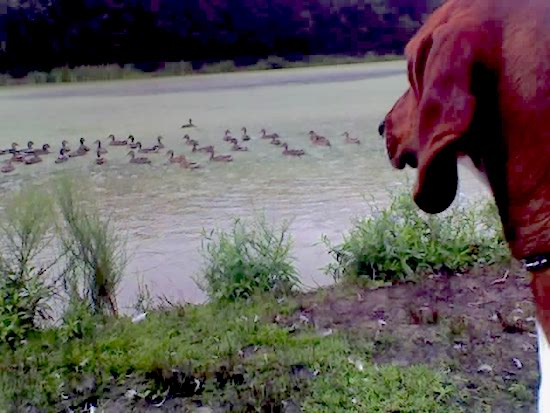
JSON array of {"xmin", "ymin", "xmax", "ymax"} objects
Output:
[{"xmin": 382, "ymin": 0, "xmax": 550, "ymax": 337}]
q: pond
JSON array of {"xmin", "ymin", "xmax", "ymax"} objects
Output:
[{"xmin": 0, "ymin": 61, "xmax": 491, "ymax": 309}]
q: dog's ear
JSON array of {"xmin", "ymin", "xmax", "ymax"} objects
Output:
[{"xmin": 411, "ymin": 24, "xmax": 478, "ymax": 213}]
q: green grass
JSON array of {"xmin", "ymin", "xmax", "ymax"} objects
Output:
[
  {"xmin": 0, "ymin": 295, "xmax": 456, "ymax": 412},
  {"xmin": 0, "ymin": 53, "xmax": 403, "ymax": 87},
  {"xmin": 324, "ymin": 189, "xmax": 511, "ymax": 285},
  {"xmin": 198, "ymin": 216, "xmax": 299, "ymax": 302}
]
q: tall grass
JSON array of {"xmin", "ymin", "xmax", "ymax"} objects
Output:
[
  {"xmin": 0, "ymin": 188, "xmax": 56, "ymax": 348},
  {"xmin": 324, "ymin": 189, "xmax": 510, "ymax": 284},
  {"xmin": 199, "ymin": 216, "xmax": 299, "ymax": 302},
  {"xmin": 55, "ymin": 177, "xmax": 126, "ymax": 316}
]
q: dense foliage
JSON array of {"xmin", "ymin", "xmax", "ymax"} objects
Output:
[{"xmin": 0, "ymin": 0, "xmax": 443, "ymax": 76}]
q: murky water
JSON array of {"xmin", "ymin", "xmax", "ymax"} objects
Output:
[{"xmin": 0, "ymin": 61, "xmax": 491, "ymax": 309}]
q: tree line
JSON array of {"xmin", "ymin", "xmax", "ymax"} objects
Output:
[{"xmin": 0, "ymin": 0, "xmax": 443, "ymax": 77}]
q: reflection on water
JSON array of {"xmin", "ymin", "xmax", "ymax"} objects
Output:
[{"xmin": 0, "ymin": 61, "xmax": 491, "ymax": 309}]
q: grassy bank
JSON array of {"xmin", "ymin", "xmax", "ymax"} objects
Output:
[
  {"xmin": 0, "ymin": 53, "xmax": 403, "ymax": 87},
  {"xmin": 0, "ymin": 183, "xmax": 538, "ymax": 412}
]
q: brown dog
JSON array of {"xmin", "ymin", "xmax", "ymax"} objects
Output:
[{"xmin": 379, "ymin": 0, "xmax": 549, "ymax": 409}]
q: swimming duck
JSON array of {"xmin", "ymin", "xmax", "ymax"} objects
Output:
[
  {"xmin": 166, "ymin": 150, "xmax": 187, "ymax": 164},
  {"xmin": 109, "ymin": 134, "xmax": 128, "ymax": 146},
  {"xmin": 24, "ymin": 153, "xmax": 42, "ymax": 165},
  {"xmin": 181, "ymin": 158, "xmax": 201, "ymax": 170},
  {"xmin": 61, "ymin": 140, "xmax": 71, "ymax": 153},
  {"xmin": 128, "ymin": 150, "xmax": 152, "ymax": 164},
  {"xmin": 55, "ymin": 148, "xmax": 69, "ymax": 164},
  {"xmin": 137, "ymin": 142, "xmax": 160, "ymax": 154},
  {"xmin": 223, "ymin": 130, "xmax": 233, "ymax": 142},
  {"xmin": 23, "ymin": 141, "xmax": 34, "ymax": 154},
  {"xmin": 95, "ymin": 151, "xmax": 106, "ymax": 165},
  {"xmin": 156, "ymin": 136, "xmax": 165, "ymax": 149},
  {"xmin": 1, "ymin": 159, "xmax": 15, "ymax": 173},
  {"xmin": 261, "ymin": 129, "xmax": 279, "ymax": 140},
  {"xmin": 78, "ymin": 138, "xmax": 90, "ymax": 152},
  {"xmin": 207, "ymin": 148, "xmax": 233, "ymax": 162},
  {"xmin": 270, "ymin": 137, "xmax": 282, "ymax": 146},
  {"xmin": 34, "ymin": 144, "xmax": 51, "ymax": 155},
  {"xmin": 181, "ymin": 118, "xmax": 195, "ymax": 128},
  {"xmin": 183, "ymin": 135, "xmax": 199, "ymax": 146},
  {"xmin": 128, "ymin": 135, "xmax": 139, "ymax": 149},
  {"xmin": 94, "ymin": 140, "xmax": 108, "ymax": 155},
  {"xmin": 309, "ymin": 131, "xmax": 331, "ymax": 147},
  {"xmin": 342, "ymin": 132, "xmax": 361, "ymax": 145},
  {"xmin": 241, "ymin": 127, "xmax": 251, "ymax": 141},
  {"xmin": 192, "ymin": 143, "xmax": 214, "ymax": 153},
  {"xmin": 7, "ymin": 142, "xmax": 20, "ymax": 155},
  {"xmin": 282, "ymin": 143, "xmax": 305, "ymax": 157},
  {"xmin": 232, "ymin": 142, "xmax": 248, "ymax": 152}
]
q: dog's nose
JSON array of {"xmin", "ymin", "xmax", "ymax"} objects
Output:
[{"xmin": 378, "ymin": 120, "xmax": 385, "ymax": 137}]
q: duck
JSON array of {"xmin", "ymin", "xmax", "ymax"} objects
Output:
[
  {"xmin": 183, "ymin": 135, "xmax": 199, "ymax": 146},
  {"xmin": 270, "ymin": 137, "xmax": 282, "ymax": 146},
  {"xmin": 181, "ymin": 118, "xmax": 195, "ymax": 128},
  {"xmin": 7, "ymin": 142, "xmax": 20, "ymax": 155},
  {"xmin": 23, "ymin": 141, "xmax": 35, "ymax": 154},
  {"xmin": 24, "ymin": 153, "xmax": 42, "ymax": 165},
  {"xmin": 192, "ymin": 143, "xmax": 214, "ymax": 153},
  {"xmin": 260, "ymin": 129, "xmax": 279, "ymax": 140},
  {"xmin": 108, "ymin": 134, "xmax": 128, "ymax": 146},
  {"xmin": 137, "ymin": 142, "xmax": 160, "ymax": 154},
  {"xmin": 34, "ymin": 144, "xmax": 51, "ymax": 155},
  {"xmin": 61, "ymin": 140, "xmax": 71, "ymax": 153},
  {"xmin": 128, "ymin": 150, "xmax": 152, "ymax": 164},
  {"xmin": 11, "ymin": 151, "xmax": 25, "ymax": 163},
  {"xmin": 1, "ymin": 159, "xmax": 15, "ymax": 173},
  {"xmin": 223, "ymin": 130, "xmax": 233, "ymax": 142},
  {"xmin": 309, "ymin": 131, "xmax": 331, "ymax": 147},
  {"xmin": 342, "ymin": 132, "xmax": 361, "ymax": 145},
  {"xmin": 78, "ymin": 138, "xmax": 90, "ymax": 152},
  {"xmin": 95, "ymin": 151, "xmax": 106, "ymax": 165},
  {"xmin": 282, "ymin": 143, "xmax": 305, "ymax": 157},
  {"xmin": 207, "ymin": 148, "xmax": 233, "ymax": 162},
  {"xmin": 231, "ymin": 142, "xmax": 248, "ymax": 152},
  {"xmin": 55, "ymin": 148, "xmax": 69, "ymax": 164},
  {"xmin": 156, "ymin": 136, "xmax": 165, "ymax": 149},
  {"xmin": 241, "ymin": 127, "xmax": 251, "ymax": 141},
  {"xmin": 166, "ymin": 150, "xmax": 187, "ymax": 164},
  {"xmin": 94, "ymin": 140, "xmax": 108, "ymax": 155},
  {"xmin": 181, "ymin": 158, "xmax": 201, "ymax": 170},
  {"xmin": 128, "ymin": 135, "xmax": 139, "ymax": 149}
]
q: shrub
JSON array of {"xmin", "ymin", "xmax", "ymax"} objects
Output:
[
  {"xmin": 55, "ymin": 176, "xmax": 126, "ymax": 316},
  {"xmin": 324, "ymin": 189, "xmax": 510, "ymax": 284},
  {"xmin": 199, "ymin": 216, "xmax": 299, "ymax": 302}
]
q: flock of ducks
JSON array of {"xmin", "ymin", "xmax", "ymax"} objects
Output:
[{"xmin": 0, "ymin": 118, "xmax": 363, "ymax": 174}]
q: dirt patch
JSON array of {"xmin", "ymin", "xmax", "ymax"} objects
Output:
[{"xmin": 283, "ymin": 267, "xmax": 538, "ymax": 412}]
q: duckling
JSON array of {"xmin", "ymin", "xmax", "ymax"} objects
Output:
[
  {"xmin": 260, "ymin": 129, "xmax": 279, "ymax": 140},
  {"xmin": 24, "ymin": 153, "xmax": 42, "ymax": 165},
  {"xmin": 156, "ymin": 136, "xmax": 165, "ymax": 149},
  {"xmin": 183, "ymin": 135, "xmax": 199, "ymax": 146},
  {"xmin": 23, "ymin": 140, "xmax": 35, "ymax": 154},
  {"xmin": 34, "ymin": 144, "xmax": 51, "ymax": 155},
  {"xmin": 108, "ymin": 134, "xmax": 128, "ymax": 146},
  {"xmin": 137, "ymin": 142, "xmax": 160, "ymax": 154},
  {"xmin": 223, "ymin": 130, "xmax": 233, "ymax": 142},
  {"xmin": 1, "ymin": 159, "xmax": 15, "ymax": 173},
  {"xmin": 231, "ymin": 142, "xmax": 248, "ymax": 152},
  {"xmin": 309, "ymin": 131, "xmax": 331, "ymax": 147},
  {"xmin": 128, "ymin": 150, "xmax": 152, "ymax": 164},
  {"xmin": 282, "ymin": 143, "xmax": 305, "ymax": 157},
  {"xmin": 241, "ymin": 127, "xmax": 251, "ymax": 141},
  {"xmin": 181, "ymin": 118, "xmax": 195, "ymax": 128},
  {"xmin": 94, "ymin": 140, "xmax": 108, "ymax": 155},
  {"xmin": 207, "ymin": 148, "xmax": 233, "ymax": 162},
  {"xmin": 78, "ymin": 138, "xmax": 90, "ymax": 152},
  {"xmin": 342, "ymin": 131, "xmax": 361, "ymax": 145},
  {"xmin": 95, "ymin": 150, "xmax": 106, "ymax": 165},
  {"xmin": 61, "ymin": 140, "xmax": 71, "ymax": 153},
  {"xmin": 55, "ymin": 148, "xmax": 69, "ymax": 164},
  {"xmin": 192, "ymin": 143, "xmax": 214, "ymax": 153},
  {"xmin": 128, "ymin": 135, "xmax": 139, "ymax": 149},
  {"xmin": 166, "ymin": 150, "xmax": 187, "ymax": 164},
  {"xmin": 270, "ymin": 137, "xmax": 282, "ymax": 146}
]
